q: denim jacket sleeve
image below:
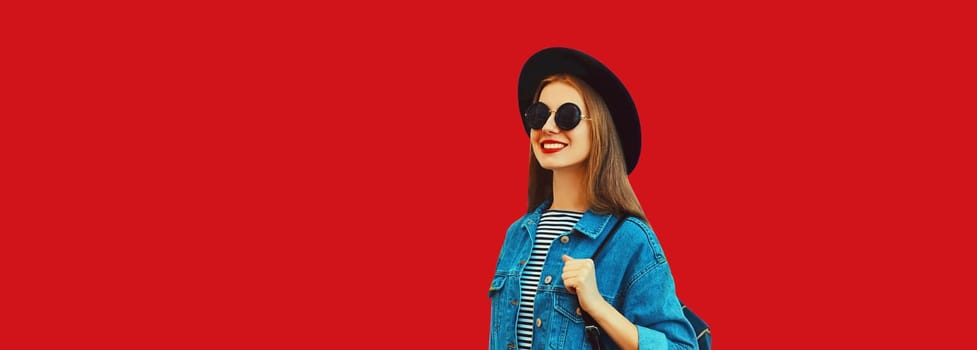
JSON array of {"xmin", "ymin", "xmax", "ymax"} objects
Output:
[{"xmin": 613, "ymin": 218, "xmax": 698, "ymax": 350}]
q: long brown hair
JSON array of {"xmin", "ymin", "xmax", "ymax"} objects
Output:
[{"xmin": 527, "ymin": 74, "xmax": 647, "ymax": 222}]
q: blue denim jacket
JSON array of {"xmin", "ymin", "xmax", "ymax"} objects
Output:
[{"xmin": 489, "ymin": 201, "xmax": 698, "ymax": 350}]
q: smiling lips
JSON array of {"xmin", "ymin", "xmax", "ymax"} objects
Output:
[{"xmin": 540, "ymin": 140, "xmax": 567, "ymax": 154}]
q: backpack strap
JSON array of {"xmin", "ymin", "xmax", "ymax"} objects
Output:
[{"xmin": 581, "ymin": 215, "xmax": 626, "ymax": 350}]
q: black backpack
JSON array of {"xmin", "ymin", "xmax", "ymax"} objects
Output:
[{"xmin": 580, "ymin": 216, "xmax": 712, "ymax": 350}]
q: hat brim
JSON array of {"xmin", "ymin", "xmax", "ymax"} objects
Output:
[{"xmin": 517, "ymin": 47, "xmax": 641, "ymax": 174}]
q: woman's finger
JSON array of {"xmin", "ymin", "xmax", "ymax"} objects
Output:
[
  {"xmin": 562, "ymin": 271, "xmax": 576, "ymax": 281},
  {"xmin": 564, "ymin": 277, "xmax": 578, "ymax": 294}
]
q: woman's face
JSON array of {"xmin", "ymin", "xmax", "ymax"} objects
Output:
[{"xmin": 531, "ymin": 81, "xmax": 592, "ymax": 172}]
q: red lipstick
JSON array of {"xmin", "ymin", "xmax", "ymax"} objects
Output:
[{"xmin": 540, "ymin": 140, "xmax": 568, "ymax": 154}]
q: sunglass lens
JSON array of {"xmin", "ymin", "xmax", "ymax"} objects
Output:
[
  {"xmin": 555, "ymin": 103, "xmax": 582, "ymax": 130},
  {"xmin": 524, "ymin": 102, "xmax": 550, "ymax": 129}
]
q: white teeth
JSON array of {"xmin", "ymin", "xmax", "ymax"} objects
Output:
[{"xmin": 542, "ymin": 143, "xmax": 566, "ymax": 150}]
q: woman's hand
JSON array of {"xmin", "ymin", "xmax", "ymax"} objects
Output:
[
  {"xmin": 562, "ymin": 254, "xmax": 639, "ymax": 350},
  {"xmin": 561, "ymin": 255, "xmax": 607, "ymax": 313}
]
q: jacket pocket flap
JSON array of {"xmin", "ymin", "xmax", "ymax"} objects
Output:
[
  {"xmin": 552, "ymin": 292, "xmax": 584, "ymax": 323},
  {"xmin": 488, "ymin": 275, "xmax": 507, "ymax": 298}
]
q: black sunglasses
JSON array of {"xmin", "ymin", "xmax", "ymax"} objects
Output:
[{"xmin": 523, "ymin": 102, "xmax": 591, "ymax": 131}]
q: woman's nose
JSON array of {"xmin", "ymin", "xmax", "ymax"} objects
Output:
[{"xmin": 541, "ymin": 112, "xmax": 560, "ymax": 134}]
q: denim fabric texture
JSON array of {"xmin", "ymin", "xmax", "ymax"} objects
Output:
[{"xmin": 489, "ymin": 201, "xmax": 698, "ymax": 350}]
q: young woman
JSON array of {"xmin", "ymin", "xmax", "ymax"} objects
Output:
[{"xmin": 489, "ymin": 48, "xmax": 698, "ymax": 350}]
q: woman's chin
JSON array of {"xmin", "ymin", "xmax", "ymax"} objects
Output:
[{"xmin": 538, "ymin": 161, "xmax": 584, "ymax": 172}]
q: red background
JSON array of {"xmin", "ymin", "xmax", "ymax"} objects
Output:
[{"xmin": 3, "ymin": 0, "xmax": 975, "ymax": 348}]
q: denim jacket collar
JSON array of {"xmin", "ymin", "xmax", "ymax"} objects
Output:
[{"xmin": 524, "ymin": 200, "xmax": 615, "ymax": 239}]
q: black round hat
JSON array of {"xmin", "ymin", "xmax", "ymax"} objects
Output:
[{"xmin": 518, "ymin": 47, "xmax": 641, "ymax": 174}]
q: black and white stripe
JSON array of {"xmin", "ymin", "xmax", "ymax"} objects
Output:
[{"xmin": 517, "ymin": 210, "xmax": 583, "ymax": 350}]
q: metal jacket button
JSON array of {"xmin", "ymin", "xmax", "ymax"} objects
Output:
[
  {"xmin": 560, "ymin": 236, "xmax": 570, "ymax": 244},
  {"xmin": 544, "ymin": 276, "xmax": 552, "ymax": 284}
]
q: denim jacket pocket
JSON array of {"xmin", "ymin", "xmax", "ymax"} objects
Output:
[
  {"xmin": 550, "ymin": 292, "xmax": 585, "ymax": 350},
  {"xmin": 489, "ymin": 273, "xmax": 513, "ymax": 349},
  {"xmin": 553, "ymin": 292, "xmax": 585, "ymax": 324},
  {"xmin": 488, "ymin": 274, "xmax": 507, "ymax": 298},
  {"xmin": 550, "ymin": 292, "xmax": 616, "ymax": 350}
]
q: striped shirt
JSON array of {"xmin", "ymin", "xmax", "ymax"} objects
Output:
[{"xmin": 517, "ymin": 210, "xmax": 584, "ymax": 350}]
